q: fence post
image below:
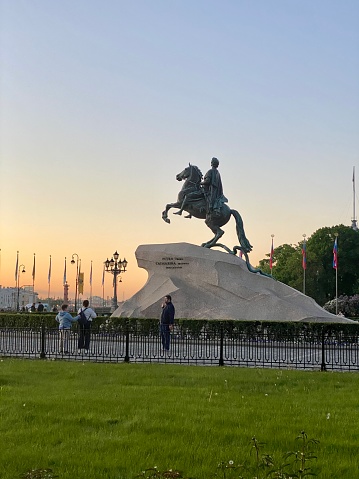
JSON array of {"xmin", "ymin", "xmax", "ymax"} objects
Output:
[
  {"xmin": 320, "ymin": 325, "xmax": 327, "ymax": 372},
  {"xmin": 40, "ymin": 321, "xmax": 46, "ymax": 359},
  {"xmin": 124, "ymin": 319, "xmax": 130, "ymax": 363},
  {"xmin": 219, "ymin": 322, "xmax": 224, "ymax": 366}
]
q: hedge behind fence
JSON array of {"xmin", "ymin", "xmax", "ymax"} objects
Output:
[{"xmin": 0, "ymin": 313, "xmax": 358, "ymax": 342}]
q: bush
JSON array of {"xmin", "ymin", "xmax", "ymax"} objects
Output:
[{"xmin": 323, "ymin": 294, "xmax": 359, "ymax": 318}]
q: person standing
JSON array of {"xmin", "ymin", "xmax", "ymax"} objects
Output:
[
  {"xmin": 160, "ymin": 295, "xmax": 175, "ymax": 351},
  {"xmin": 77, "ymin": 299, "xmax": 97, "ymax": 353},
  {"xmin": 37, "ymin": 301, "xmax": 44, "ymax": 312},
  {"xmin": 55, "ymin": 304, "xmax": 78, "ymax": 353}
]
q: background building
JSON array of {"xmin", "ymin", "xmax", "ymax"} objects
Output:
[{"xmin": 0, "ymin": 285, "xmax": 39, "ymax": 311}]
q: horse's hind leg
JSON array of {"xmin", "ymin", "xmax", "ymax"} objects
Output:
[{"xmin": 201, "ymin": 225, "xmax": 224, "ymax": 248}]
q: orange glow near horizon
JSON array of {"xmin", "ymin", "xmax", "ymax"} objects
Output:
[{"xmin": 0, "ymin": 246, "xmax": 148, "ymax": 303}]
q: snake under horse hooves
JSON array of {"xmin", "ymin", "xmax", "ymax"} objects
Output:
[{"xmin": 205, "ymin": 243, "xmax": 273, "ymax": 279}]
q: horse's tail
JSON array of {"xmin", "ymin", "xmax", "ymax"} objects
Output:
[
  {"xmin": 230, "ymin": 209, "xmax": 272, "ymax": 278},
  {"xmin": 230, "ymin": 209, "xmax": 253, "ymax": 253}
]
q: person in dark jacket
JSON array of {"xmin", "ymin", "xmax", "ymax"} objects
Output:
[
  {"xmin": 160, "ymin": 295, "xmax": 175, "ymax": 351},
  {"xmin": 77, "ymin": 299, "xmax": 97, "ymax": 353},
  {"xmin": 37, "ymin": 302, "xmax": 44, "ymax": 312}
]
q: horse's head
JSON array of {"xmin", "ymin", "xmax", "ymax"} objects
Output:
[
  {"xmin": 176, "ymin": 163, "xmax": 202, "ymax": 184},
  {"xmin": 176, "ymin": 164, "xmax": 191, "ymax": 182}
]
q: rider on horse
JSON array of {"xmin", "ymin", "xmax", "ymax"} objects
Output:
[
  {"xmin": 201, "ymin": 157, "xmax": 228, "ymax": 218},
  {"xmin": 161, "ymin": 159, "xmax": 268, "ymax": 275}
]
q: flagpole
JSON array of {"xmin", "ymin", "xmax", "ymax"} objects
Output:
[
  {"xmin": 63, "ymin": 257, "xmax": 67, "ymax": 303},
  {"xmin": 15, "ymin": 251, "xmax": 19, "ymax": 287},
  {"xmin": 270, "ymin": 234, "xmax": 274, "ymax": 276},
  {"xmin": 335, "ymin": 234, "xmax": 338, "ymax": 315},
  {"xmin": 336, "ymin": 265, "xmax": 338, "ymax": 315},
  {"xmin": 352, "ymin": 167, "xmax": 358, "ymax": 230},
  {"xmin": 78, "ymin": 259, "xmax": 82, "ymax": 307},
  {"xmin": 102, "ymin": 265, "xmax": 105, "ymax": 307},
  {"xmin": 302, "ymin": 234, "xmax": 306, "ymax": 295},
  {"xmin": 48, "ymin": 255, "xmax": 52, "ymax": 300},
  {"xmin": 90, "ymin": 260, "xmax": 93, "ymax": 304},
  {"xmin": 32, "ymin": 253, "xmax": 36, "ymax": 303}
]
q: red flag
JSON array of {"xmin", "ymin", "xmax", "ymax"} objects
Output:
[
  {"xmin": 333, "ymin": 237, "xmax": 338, "ymax": 269},
  {"xmin": 302, "ymin": 239, "xmax": 307, "ymax": 270},
  {"xmin": 269, "ymin": 237, "xmax": 274, "ymax": 269}
]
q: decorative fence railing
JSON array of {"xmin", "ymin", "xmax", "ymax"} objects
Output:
[{"xmin": 0, "ymin": 321, "xmax": 358, "ymax": 371}]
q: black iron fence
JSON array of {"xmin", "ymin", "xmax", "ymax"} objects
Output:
[{"xmin": 0, "ymin": 320, "xmax": 358, "ymax": 371}]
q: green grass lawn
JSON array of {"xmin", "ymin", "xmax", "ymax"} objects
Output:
[{"xmin": 0, "ymin": 359, "xmax": 358, "ymax": 478}]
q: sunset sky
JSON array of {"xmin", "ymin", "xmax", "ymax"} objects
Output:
[{"xmin": 1, "ymin": 0, "xmax": 358, "ymax": 302}]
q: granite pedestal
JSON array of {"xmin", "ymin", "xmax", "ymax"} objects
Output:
[{"xmin": 112, "ymin": 243, "xmax": 353, "ymax": 323}]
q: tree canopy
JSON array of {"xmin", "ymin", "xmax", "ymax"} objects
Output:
[{"xmin": 257, "ymin": 225, "xmax": 359, "ymax": 305}]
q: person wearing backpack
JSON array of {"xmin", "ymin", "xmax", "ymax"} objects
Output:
[{"xmin": 77, "ymin": 299, "xmax": 97, "ymax": 354}]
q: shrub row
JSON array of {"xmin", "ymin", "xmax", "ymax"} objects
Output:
[{"xmin": 0, "ymin": 313, "xmax": 358, "ymax": 342}]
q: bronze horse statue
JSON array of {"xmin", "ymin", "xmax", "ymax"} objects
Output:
[{"xmin": 162, "ymin": 164, "xmax": 269, "ymax": 276}]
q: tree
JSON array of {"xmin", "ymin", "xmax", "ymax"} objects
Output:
[
  {"xmin": 257, "ymin": 225, "xmax": 359, "ymax": 306},
  {"xmin": 258, "ymin": 243, "xmax": 303, "ymax": 291},
  {"xmin": 306, "ymin": 225, "xmax": 359, "ymax": 304}
]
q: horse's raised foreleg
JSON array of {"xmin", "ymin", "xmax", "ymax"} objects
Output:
[{"xmin": 162, "ymin": 202, "xmax": 181, "ymax": 224}]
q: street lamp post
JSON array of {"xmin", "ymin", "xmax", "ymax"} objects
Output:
[
  {"xmin": 334, "ymin": 233, "xmax": 339, "ymax": 315},
  {"xmin": 71, "ymin": 253, "xmax": 80, "ymax": 311},
  {"xmin": 16, "ymin": 264, "xmax": 26, "ymax": 311},
  {"xmin": 104, "ymin": 251, "xmax": 128, "ymax": 311},
  {"xmin": 302, "ymin": 234, "xmax": 306, "ymax": 295}
]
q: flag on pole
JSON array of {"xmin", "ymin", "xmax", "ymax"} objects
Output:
[
  {"xmin": 269, "ymin": 237, "xmax": 274, "ymax": 269},
  {"xmin": 102, "ymin": 264, "xmax": 105, "ymax": 286},
  {"xmin": 89, "ymin": 261, "xmax": 93, "ymax": 286},
  {"xmin": 333, "ymin": 237, "xmax": 338, "ymax": 269},
  {"xmin": 48, "ymin": 256, "xmax": 52, "ymax": 284},
  {"xmin": 15, "ymin": 251, "xmax": 19, "ymax": 282},
  {"xmin": 63, "ymin": 257, "xmax": 67, "ymax": 285},
  {"xmin": 32, "ymin": 254, "xmax": 36, "ymax": 281},
  {"xmin": 78, "ymin": 272, "xmax": 84, "ymax": 294},
  {"xmin": 302, "ymin": 238, "xmax": 307, "ymax": 270}
]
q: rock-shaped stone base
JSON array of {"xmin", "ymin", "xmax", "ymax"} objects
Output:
[{"xmin": 113, "ymin": 243, "xmax": 353, "ymax": 323}]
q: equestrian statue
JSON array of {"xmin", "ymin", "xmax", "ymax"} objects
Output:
[{"xmin": 162, "ymin": 158, "xmax": 269, "ymax": 276}]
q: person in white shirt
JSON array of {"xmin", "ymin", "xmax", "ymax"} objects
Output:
[{"xmin": 77, "ymin": 299, "xmax": 97, "ymax": 353}]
